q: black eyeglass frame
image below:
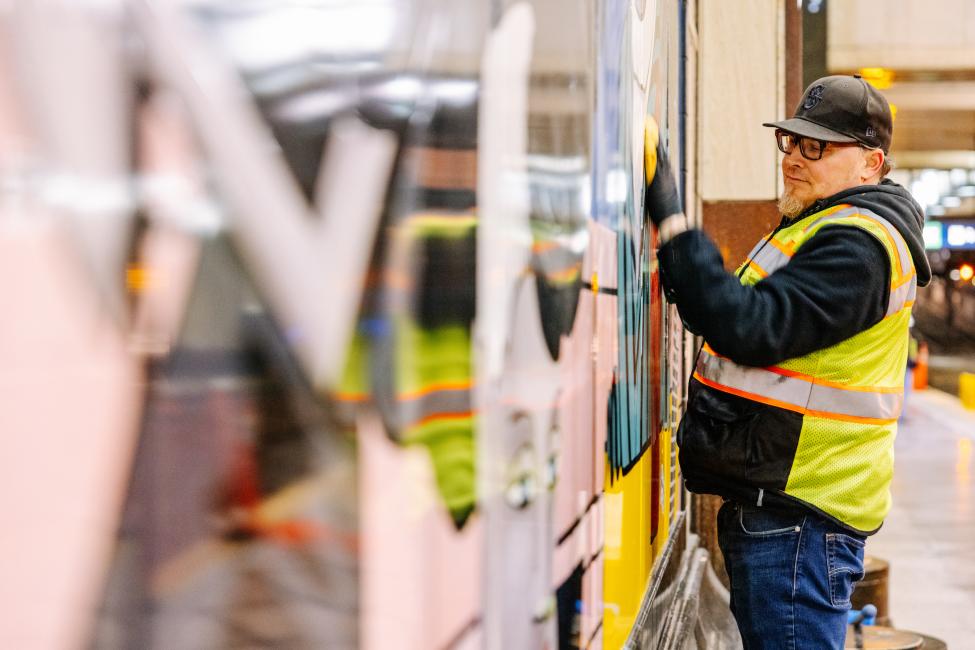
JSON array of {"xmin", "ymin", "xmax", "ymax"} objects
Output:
[{"xmin": 774, "ymin": 128, "xmax": 863, "ymax": 161}]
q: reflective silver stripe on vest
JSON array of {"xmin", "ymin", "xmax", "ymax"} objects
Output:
[
  {"xmin": 396, "ymin": 387, "xmax": 471, "ymax": 430},
  {"xmin": 860, "ymin": 210, "xmax": 912, "ymax": 276},
  {"xmin": 751, "ymin": 243, "xmax": 791, "ymax": 275},
  {"xmin": 696, "ymin": 351, "xmax": 902, "ymax": 421},
  {"xmin": 887, "ymin": 276, "xmax": 917, "ymax": 317},
  {"xmin": 802, "ymin": 206, "xmax": 915, "ymax": 315},
  {"xmin": 853, "ymin": 207, "xmax": 912, "ymax": 278},
  {"xmin": 801, "ymin": 205, "xmax": 860, "ymax": 233},
  {"xmin": 851, "ymin": 208, "xmax": 915, "ymax": 314},
  {"xmin": 748, "ymin": 206, "xmax": 875, "ymax": 277},
  {"xmin": 745, "ymin": 237, "xmax": 770, "ymax": 261}
]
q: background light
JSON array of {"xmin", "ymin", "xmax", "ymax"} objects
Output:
[
  {"xmin": 859, "ymin": 67, "xmax": 894, "ymax": 89},
  {"xmin": 947, "ymin": 224, "xmax": 975, "ymax": 247},
  {"xmin": 923, "ymin": 222, "xmax": 944, "ymax": 249}
]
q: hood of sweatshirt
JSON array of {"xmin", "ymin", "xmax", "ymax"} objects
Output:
[{"xmin": 790, "ymin": 179, "xmax": 932, "ymax": 286}]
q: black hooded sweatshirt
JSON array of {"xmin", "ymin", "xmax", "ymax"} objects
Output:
[{"xmin": 657, "ymin": 180, "xmax": 931, "ymax": 532}]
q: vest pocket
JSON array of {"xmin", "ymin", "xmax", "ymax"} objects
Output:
[
  {"xmin": 742, "ymin": 404, "xmax": 803, "ymax": 489},
  {"xmin": 826, "ymin": 532, "xmax": 866, "ymax": 607},
  {"xmin": 678, "ymin": 387, "xmax": 754, "ymax": 482},
  {"xmin": 678, "ymin": 381, "xmax": 803, "ymax": 493}
]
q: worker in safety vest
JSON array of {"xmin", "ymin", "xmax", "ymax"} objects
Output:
[
  {"xmin": 644, "ymin": 76, "xmax": 931, "ymax": 647},
  {"xmin": 338, "ymin": 213, "xmax": 477, "ymax": 529}
]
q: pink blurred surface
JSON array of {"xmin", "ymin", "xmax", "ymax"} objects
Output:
[
  {"xmin": 359, "ymin": 414, "xmax": 482, "ymax": 650},
  {"xmin": 0, "ymin": 219, "xmax": 141, "ymax": 648}
]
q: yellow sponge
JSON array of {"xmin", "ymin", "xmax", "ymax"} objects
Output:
[{"xmin": 644, "ymin": 116, "xmax": 660, "ymax": 185}]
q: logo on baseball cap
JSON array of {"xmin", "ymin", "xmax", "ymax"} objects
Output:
[{"xmin": 763, "ymin": 75, "xmax": 893, "ymax": 153}]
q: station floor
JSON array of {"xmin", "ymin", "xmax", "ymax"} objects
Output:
[{"xmin": 867, "ymin": 386, "xmax": 975, "ymax": 647}]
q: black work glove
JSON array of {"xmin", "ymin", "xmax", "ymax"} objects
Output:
[{"xmin": 644, "ymin": 117, "xmax": 682, "ymax": 227}]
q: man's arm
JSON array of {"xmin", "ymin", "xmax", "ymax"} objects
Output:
[
  {"xmin": 657, "ymin": 226, "xmax": 890, "ymax": 367},
  {"xmin": 642, "ymin": 117, "xmax": 890, "ymax": 366}
]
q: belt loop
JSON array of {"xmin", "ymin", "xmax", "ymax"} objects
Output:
[{"xmin": 756, "ymin": 488, "xmax": 765, "ymax": 507}]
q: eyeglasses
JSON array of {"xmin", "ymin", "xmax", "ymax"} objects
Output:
[{"xmin": 774, "ymin": 129, "xmax": 861, "ymax": 161}]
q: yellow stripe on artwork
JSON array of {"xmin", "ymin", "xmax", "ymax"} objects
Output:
[
  {"xmin": 602, "ymin": 448, "xmax": 654, "ymax": 649},
  {"xmin": 653, "ymin": 429, "xmax": 673, "ymax": 560}
]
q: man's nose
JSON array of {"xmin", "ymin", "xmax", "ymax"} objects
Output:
[{"xmin": 783, "ymin": 146, "xmax": 805, "ymax": 166}]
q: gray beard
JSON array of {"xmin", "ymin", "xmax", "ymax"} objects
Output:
[{"xmin": 777, "ymin": 192, "xmax": 808, "ymax": 218}]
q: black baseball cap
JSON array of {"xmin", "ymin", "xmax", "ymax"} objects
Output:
[{"xmin": 763, "ymin": 74, "xmax": 893, "ymax": 153}]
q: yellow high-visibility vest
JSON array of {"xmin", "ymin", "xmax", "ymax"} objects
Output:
[
  {"xmin": 694, "ymin": 204, "xmax": 916, "ymax": 532},
  {"xmin": 336, "ymin": 213, "xmax": 477, "ymax": 526}
]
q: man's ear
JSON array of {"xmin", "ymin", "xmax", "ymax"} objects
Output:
[{"xmin": 862, "ymin": 148, "xmax": 885, "ymax": 180}]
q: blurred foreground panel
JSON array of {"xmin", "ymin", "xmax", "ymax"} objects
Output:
[{"xmin": 0, "ymin": 1, "xmax": 708, "ymax": 648}]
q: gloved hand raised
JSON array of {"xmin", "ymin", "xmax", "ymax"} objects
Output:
[{"xmin": 644, "ymin": 116, "xmax": 682, "ymax": 228}]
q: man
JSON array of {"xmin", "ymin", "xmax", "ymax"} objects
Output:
[{"xmin": 645, "ymin": 75, "xmax": 931, "ymax": 648}]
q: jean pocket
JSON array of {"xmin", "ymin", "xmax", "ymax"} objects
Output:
[
  {"xmin": 737, "ymin": 505, "xmax": 804, "ymax": 537},
  {"xmin": 826, "ymin": 532, "xmax": 866, "ymax": 607}
]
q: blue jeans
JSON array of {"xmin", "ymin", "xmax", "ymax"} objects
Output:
[{"xmin": 717, "ymin": 501, "xmax": 866, "ymax": 649}]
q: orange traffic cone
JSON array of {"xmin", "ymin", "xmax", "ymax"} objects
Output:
[{"xmin": 913, "ymin": 342, "xmax": 928, "ymax": 390}]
